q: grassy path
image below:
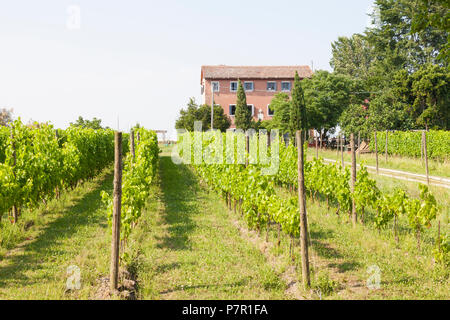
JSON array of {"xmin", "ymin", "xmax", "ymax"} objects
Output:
[
  {"xmin": 128, "ymin": 154, "xmax": 289, "ymax": 299},
  {"xmin": 0, "ymin": 169, "xmax": 114, "ymax": 299}
]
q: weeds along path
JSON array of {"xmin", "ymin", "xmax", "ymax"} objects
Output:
[
  {"xmin": 128, "ymin": 153, "xmax": 289, "ymax": 299},
  {"xmin": 0, "ymin": 168, "xmax": 114, "ymax": 299}
]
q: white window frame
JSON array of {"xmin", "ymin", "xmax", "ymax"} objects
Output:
[
  {"xmin": 229, "ymin": 104, "xmax": 236, "ymax": 116},
  {"xmin": 281, "ymin": 81, "xmax": 291, "ymax": 91},
  {"xmin": 230, "ymin": 81, "xmax": 238, "ymax": 92},
  {"xmin": 267, "ymin": 81, "xmax": 277, "ymax": 92},
  {"xmin": 267, "ymin": 104, "xmax": 274, "ymax": 116},
  {"xmin": 244, "ymin": 81, "xmax": 254, "ymax": 92},
  {"xmin": 211, "ymin": 81, "xmax": 220, "ymax": 92}
]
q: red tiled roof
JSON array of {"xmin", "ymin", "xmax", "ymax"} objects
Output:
[{"xmin": 201, "ymin": 65, "xmax": 313, "ymax": 82}]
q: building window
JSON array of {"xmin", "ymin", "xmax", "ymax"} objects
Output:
[
  {"xmin": 267, "ymin": 104, "xmax": 274, "ymax": 116},
  {"xmin": 267, "ymin": 81, "xmax": 276, "ymax": 91},
  {"xmin": 248, "ymin": 104, "xmax": 254, "ymax": 116},
  {"xmin": 281, "ymin": 81, "xmax": 291, "ymax": 91},
  {"xmin": 230, "ymin": 81, "xmax": 238, "ymax": 92},
  {"xmin": 211, "ymin": 81, "xmax": 219, "ymax": 92},
  {"xmin": 244, "ymin": 81, "xmax": 254, "ymax": 91},
  {"xmin": 230, "ymin": 104, "xmax": 253, "ymax": 116},
  {"xmin": 229, "ymin": 104, "xmax": 236, "ymax": 116}
]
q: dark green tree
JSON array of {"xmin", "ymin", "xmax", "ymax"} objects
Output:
[
  {"xmin": 393, "ymin": 63, "xmax": 449, "ymax": 129},
  {"xmin": 411, "ymin": 0, "xmax": 450, "ymax": 63},
  {"xmin": 330, "ymin": 34, "xmax": 375, "ymax": 82},
  {"xmin": 235, "ymin": 79, "xmax": 252, "ymax": 130},
  {"xmin": 289, "ymin": 71, "xmax": 307, "ymax": 134},
  {"xmin": 70, "ymin": 116, "xmax": 104, "ymax": 129},
  {"xmin": 266, "ymin": 92, "xmax": 291, "ymax": 134},
  {"xmin": 302, "ymin": 70, "xmax": 364, "ymax": 138},
  {"xmin": 175, "ymin": 97, "xmax": 231, "ymax": 132}
]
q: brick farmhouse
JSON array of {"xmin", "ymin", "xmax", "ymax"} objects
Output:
[{"xmin": 201, "ymin": 65, "xmax": 313, "ymax": 128}]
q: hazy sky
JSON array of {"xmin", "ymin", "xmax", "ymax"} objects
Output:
[{"xmin": 0, "ymin": 0, "xmax": 374, "ymax": 138}]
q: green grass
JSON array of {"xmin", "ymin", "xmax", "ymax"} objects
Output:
[
  {"xmin": 304, "ymin": 199, "xmax": 449, "ymax": 299},
  {"xmin": 126, "ymin": 152, "xmax": 289, "ymax": 299},
  {"xmin": 0, "ymin": 168, "xmax": 114, "ymax": 299},
  {"xmin": 274, "ymin": 182, "xmax": 449, "ymax": 299},
  {"xmin": 1, "ymin": 143, "xmax": 447, "ymax": 300},
  {"xmin": 306, "ymin": 147, "xmax": 450, "ymax": 178}
]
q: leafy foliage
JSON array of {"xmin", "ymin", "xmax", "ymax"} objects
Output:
[
  {"xmin": 102, "ymin": 128, "xmax": 159, "ymax": 241},
  {"xmin": 369, "ymin": 130, "xmax": 450, "ymax": 159},
  {"xmin": 235, "ymin": 80, "xmax": 252, "ymax": 130},
  {"xmin": 289, "ymin": 71, "xmax": 307, "ymax": 134},
  {"xmin": 179, "ymin": 131, "xmax": 442, "ymax": 253},
  {"xmin": 0, "ymin": 119, "xmax": 115, "ymax": 218},
  {"xmin": 175, "ymin": 97, "xmax": 231, "ymax": 132},
  {"xmin": 70, "ymin": 116, "xmax": 106, "ymax": 130}
]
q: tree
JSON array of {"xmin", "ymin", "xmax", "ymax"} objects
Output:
[
  {"xmin": 411, "ymin": 0, "xmax": 450, "ymax": 63},
  {"xmin": 0, "ymin": 108, "xmax": 13, "ymax": 126},
  {"xmin": 289, "ymin": 71, "xmax": 307, "ymax": 135},
  {"xmin": 339, "ymin": 103, "xmax": 370, "ymax": 137},
  {"xmin": 70, "ymin": 116, "xmax": 104, "ymax": 129},
  {"xmin": 395, "ymin": 63, "xmax": 450, "ymax": 129},
  {"xmin": 366, "ymin": 0, "xmax": 447, "ymax": 73},
  {"xmin": 235, "ymin": 80, "xmax": 252, "ymax": 130},
  {"xmin": 266, "ymin": 92, "xmax": 291, "ymax": 134},
  {"xmin": 175, "ymin": 97, "xmax": 231, "ymax": 132},
  {"xmin": 330, "ymin": 34, "xmax": 375, "ymax": 82},
  {"xmin": 302, "ymin": 70, "xmax": 364, "ymax": 139}
]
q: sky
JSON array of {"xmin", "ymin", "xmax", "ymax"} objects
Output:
[{"xmin": 0, "ymin": 0, "xmax": 375, "ymax": 139}]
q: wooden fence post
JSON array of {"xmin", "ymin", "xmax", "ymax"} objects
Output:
[
  {"xmin": 351, "ymin": 133, "xmax": 357, "ymax": 226},
  {"xmin": 130, "ymin": 130, "xmax": 135, "ymax": 160},
  {"xmin": 337, "ymin": 134, "xmax": 340, "ymax": 159},
  {"xmin": 421, "ymin": 131, "xmax": 424, "ymax": 166},
  {"xmin": 422, "ymin": 130, "xmax": 429, "ymax": 185},
  {"xmin": 374, "ymin": 131, "xmax": 379, "ymax": 174},
  {"xmin": 296, "ymin": 130, "xmax": 310, "ymax": 288},
  {"xmin": 110, "ymin": 131, "xmax": 123, "ymax": 292},
  {"xmin": 10, "ymin": 128, "xmax": 18, "ymax": 224},
  {"xmin": 315, "ymin": 129, "xmax": 318, "ymax": 159},
  {"xmin": 245, "ymin": 134, "xmax": 249, "ymax": 167},
  {"xmin": 385, "ymin": 130, "xmax": 388, "ymax": 163},
  {"xmin": 357, "ymin": 131, "xmax": 360, "ymax": 160}
]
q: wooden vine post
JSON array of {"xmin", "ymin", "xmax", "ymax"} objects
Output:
[
  {"xmin": 337, "ymin": 134, "xmax": 340, "ymax": 159},
  {"xmin": 357, "ymin": 131, "xmax": 360, "ymax": 160},
  {"xmin": 315, "ymin": 129, "xmax": 318, "ymax": 158},
  {"xmin": 245, "ymin": 134, "xmax": 249, "ymax": 167},
  {"xmin": 422, "ymin": 130, "xmax": 429, "ymax": 185},
  {"xmin": 350, "ymin": 133, "xmax": 357, "ymax": 226},
  {"xmin": 420, "ymin": 132, "xmax": 424, "ymax": 165},
  {"xmin": 296, "ymin": 130, "xmax": 310, "ymax": 288},
  {"xmin": 110, "ymin": 131, "xmax": 123, "ymax": 292},
  {"xmin": 385, "ymin": 130, "xmax": 388, "ymax": 163},
  {"xmin": 341, "ymin": 135, "xmax": 345, "ymax": 169},
  {"xmin": 374, "ymin": 130, "xmax": 379, "ymax": 174},
  {"xmin": 10, "ymin": 127, "xmax": 18, "ymax": 224},
  {"xmin": 130, "ymin": 130, "xmax": 135, "ymax": 160},
  {"xmin": 319, "ymin": 129, "xmax": 322, "ymax": 150}
]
